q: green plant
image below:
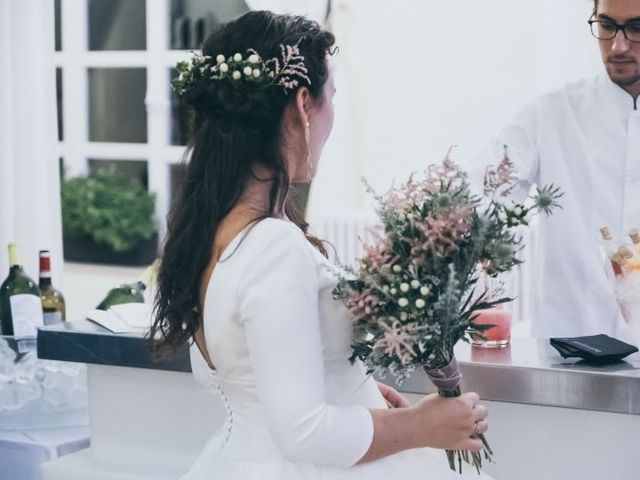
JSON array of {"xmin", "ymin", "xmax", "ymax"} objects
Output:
[{"xmin": 61, "ymin": 167, "xmax": 156, "ymax": 252}]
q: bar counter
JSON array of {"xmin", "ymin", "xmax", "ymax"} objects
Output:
[
  {"xmin": 37, "ymin": 320, "xmax": 640, "ymax": 480},
  {"xmin": 38, "ymin": 319, "xmax": 640, "ymax": 415}
]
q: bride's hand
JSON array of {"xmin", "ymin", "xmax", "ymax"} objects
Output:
[
  {"xmin": 411, "ymin": 392, "xmax": 488, "ymax": 452},
  {"xmin": 378, "ymin": 382, "xmax": 410, "ymax": 408}
]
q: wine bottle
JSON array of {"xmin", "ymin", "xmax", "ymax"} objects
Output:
[
  {"xmin": 96, "ymin": 262, "xmax": 156, "ymax": 310},
  {"xmin": 0, "ymin": 243, "xmax": 43, "ymax": 337},
  {"xmin": 39, "ymin": 250, "xmax": 66, "ymax": 325}
]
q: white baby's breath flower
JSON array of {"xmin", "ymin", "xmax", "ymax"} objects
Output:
[
  {"xmin": 415, "ymin": 299, "xmax": 426, "ymax": 309},
  {"xmin": 509, "ymin": 217, "xmax": 518, "ymax": 226},
  {"xmin": 382, "ymin": 285, "xmax": 390, "ymax": 293},
  {"xmin": 243, "ymin": 66, "xmax": 252, "ymax": 76},
  {"xmin": 400, "ymin": 312, "xmax": 408, "ymax": 321},
  {"xmin": 513, "ymin": 206, "xmax": 523, "ymax": 216},
  {"xmin": 398, "ymin": 298, "xmax": 409, "ymax": 308},
  {"xmin": 390, "ymin": 288, "xmax": 397, "ymax": 295},
  {"xmin": 411, "ymin": 280, "xmax": 420, "ymax": 289},
  {"xmin": 498, "ymin": 211, "xmax": 508, "ymax": 223},
  {"xmin": 420, "ymin": 286, "xmax": 430, "ymax": 296},
  {"xmin": 248, "ymin": 54, "xmax": 260, "ymax": 64},
  {"xmin": 233, "ymin": 53, "xmax": 243, "ymax": 62},
  {"xmin": 400, "ymin": 283, "xmax": 410, "ymax": 293},
  {"xmin": 392, "ymin": 265, "xmax": 402, "ymax": 273},
  {"xmin": 232, "ymin": 71, "xmax": 241, "ymax": 80},
  {"xmin": 252, "ymin": 68, "xmax": 261, "ymax": 78},
  {"xmin": 216, "ymin": 54, "xmax": 225, "ymax": 64},
  {"xmin": 219, "ymin": 63, "xmax": 229, "ymax": 73},
  {"xmin": 178, "ymin": 72, "xmax": 185, "ymax": 81}
]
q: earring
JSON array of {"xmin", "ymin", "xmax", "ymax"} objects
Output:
[{"xmin": 304, "ymin": 121, "xmax": 312, "ymax": 183}]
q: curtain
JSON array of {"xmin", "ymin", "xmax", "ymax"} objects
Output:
[{"xmin": 0, "ymin": 0, "xmax": 63, "ymax": 285}]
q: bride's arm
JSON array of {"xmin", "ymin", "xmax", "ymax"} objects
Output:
[
  {"xmin": 239, "ymin": 222, "xmax": 373, "ymax": 467},
  {"xmin": 357, "ymin": 392, "xmax": 486, "ymax": 464}
]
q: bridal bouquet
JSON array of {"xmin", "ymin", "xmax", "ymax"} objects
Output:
[{"xmin": 333, "ymin": 149, "xmax": 562, "ymax": 474}]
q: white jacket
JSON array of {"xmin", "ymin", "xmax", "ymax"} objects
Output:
[{"xmin": 473, "ymin": 74, "xmax": 640, "ymax": 339}]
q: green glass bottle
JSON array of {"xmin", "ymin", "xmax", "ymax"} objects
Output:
[
  {"xmin": 39, "ymin": 250, "xmax": 66, "ymax": 325},
  {"xmin": 0, "ymin": 243, "xmax": 44, "ymax": 337},
  {"xmin": 96, "ymin": 262, "xmax": 155, "ymax": 310}
]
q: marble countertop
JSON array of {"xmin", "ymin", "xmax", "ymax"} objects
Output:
[
  {"xmin": 37, "ymin": 320, "xmax": 190, "ymax": 373},
  {"xmin": 37, "ymin": 320, "xmax": 640, "ymax": 415}
]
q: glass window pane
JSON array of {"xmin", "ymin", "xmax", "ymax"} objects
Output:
[
  {"xmin": 88, "ymin": 159, "xmax": 148, "ymax": 189},
  {"xmin": 169, "ymin": 0, "xmax": 249, "ymax": 50},
  {"xmin": 54, "ymin": 0, "xmax": 62, "ymax": 51},
  {"xmin": 56, "ymin": 68, "xmax": 63, "ymax": 141},
  {"xmin": 169, "ymin": 68, "xmax": 192, "ymax": 145},
  {"xmin": 89, "ymin": 0, "xmax": 146, "ymax": 51},
  {"xmin": 88, "ymin": 68, "xmax": 147, "ymax": 143}
]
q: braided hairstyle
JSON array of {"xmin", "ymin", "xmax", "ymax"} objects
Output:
[{"xmin": 151, "ymin": 11, "xmax": 335, "ymax": 354}]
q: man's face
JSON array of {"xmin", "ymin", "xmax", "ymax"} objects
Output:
[{"xmin": 595, "ymin": 0, "xmax": 640, "ymax": 93}]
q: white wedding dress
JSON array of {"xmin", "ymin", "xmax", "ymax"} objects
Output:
[{"xmin": 181, "ymin": 218, "xmax": 492, "ymax": 479}]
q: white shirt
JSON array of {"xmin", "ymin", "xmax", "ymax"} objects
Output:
[{"xmin": 472, "ymin": 74, "xmax": 640, "ymax": 340}]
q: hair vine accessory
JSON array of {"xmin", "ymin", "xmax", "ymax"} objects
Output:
[{"xmin": 171, "ymin": 41, "xmax": 311, "ymax": 96}]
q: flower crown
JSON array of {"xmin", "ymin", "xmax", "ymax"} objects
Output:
[{"xmin": 171, "ymin": 42, "xmax": 311, "ymax": 96}]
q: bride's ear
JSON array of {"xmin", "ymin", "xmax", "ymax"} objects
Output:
[{"xmin": 294, "ymin": 86, "xmax": 311, "ymax": 128}]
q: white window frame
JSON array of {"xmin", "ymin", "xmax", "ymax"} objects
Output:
[{"xmin": 55, "ymin": 0, "xmax": 192, "ymax": 242}]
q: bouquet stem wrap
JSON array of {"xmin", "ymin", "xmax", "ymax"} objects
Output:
[{"xmin": 424, "ymin": 358, "xmax": 493, "ymax": 474}]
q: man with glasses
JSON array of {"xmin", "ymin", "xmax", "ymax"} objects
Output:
[{"xmin": 471, "ymin": 0, "xmax": 640, "ymax": 341}]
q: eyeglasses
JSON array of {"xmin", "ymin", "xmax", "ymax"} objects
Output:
[{"xmin": 589, "ymin": 17, "xmax": 640, "ymax": 43}]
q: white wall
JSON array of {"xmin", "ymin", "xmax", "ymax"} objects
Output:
[{"xmin": 309, "ymin": 0, "xmax": 602, "ymax": 215}]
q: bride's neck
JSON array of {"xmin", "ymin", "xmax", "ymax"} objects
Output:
[{"xmin": 236, "ymin": 165, "xmax": 285, "ymax": 219}]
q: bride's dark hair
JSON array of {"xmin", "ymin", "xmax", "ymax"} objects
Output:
[{"xmin": 151, "ymin": 11, "xmax": 335, "ymax": 354}]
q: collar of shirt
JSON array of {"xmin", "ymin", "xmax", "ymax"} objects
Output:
[{"xmin": 598, "ymin": 72, "xmax": 639, "ymax": 113}]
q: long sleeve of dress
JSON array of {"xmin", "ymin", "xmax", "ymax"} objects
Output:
[{"xmin": 237, "ymin": 221, "xmax": 374, "ymax": 468}]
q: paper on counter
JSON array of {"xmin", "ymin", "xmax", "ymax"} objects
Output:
[{"xmin": 86, "ymin": 303, "xmax": 153, "ymax": 334}]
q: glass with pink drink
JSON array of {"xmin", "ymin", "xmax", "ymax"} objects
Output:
[{"xmin": 470, "ymin": 272, "xmax": 512, "ymax": 348}]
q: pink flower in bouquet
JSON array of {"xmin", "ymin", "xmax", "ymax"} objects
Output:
[{"xmin": 373, "ymin": 319, "xmax": 419, "ymax": 366}]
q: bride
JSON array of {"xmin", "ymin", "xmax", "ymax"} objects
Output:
[{"xmin": 151, "ymin": 10, "xmax": 491, "ymax": 479}]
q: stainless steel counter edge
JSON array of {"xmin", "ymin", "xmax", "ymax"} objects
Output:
[
  {"xmin": 382, "ymin": 340, "xmax": 640, "ymax": 416},
  {"xmin": 37, "ymin": 321, "xmax": 640, "ymax": 415}
]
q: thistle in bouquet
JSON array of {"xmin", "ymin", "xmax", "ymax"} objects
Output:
[{"xmin": 333, "ymin": 147, "xmax": 562, "ymax": 474}]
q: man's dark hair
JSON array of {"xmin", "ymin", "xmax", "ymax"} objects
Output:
[{"xmin": 593, "ymin": 0, "xmax": 599, "ymax": 16}]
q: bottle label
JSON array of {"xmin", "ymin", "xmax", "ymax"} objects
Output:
[
  {"xmin": 43, "ymin": 311, "xmax": 63, "ymax": 326},
  {"xmin": 9, "ymin": 294, "xmax": 44, "ymax": 338}
]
